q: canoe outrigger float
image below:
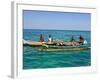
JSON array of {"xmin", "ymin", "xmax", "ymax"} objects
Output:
[
  {"xmin": 38, "ymin": 45, "xmax": 90, "ymax": 52},
  {"xmin": 23, "ymin": 40, "xmax": 90, "ymax": 52}
]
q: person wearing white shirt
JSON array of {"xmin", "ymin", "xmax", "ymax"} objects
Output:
[{"xmin": 48, "ymin": 34, "xmax": 52, "ymax": 43}]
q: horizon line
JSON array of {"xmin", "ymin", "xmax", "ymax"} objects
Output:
[{"xmin": 23, "ymin": 28, "xmax": 90, "ymax": 31}]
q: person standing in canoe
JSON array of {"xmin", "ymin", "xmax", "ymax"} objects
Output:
[{"xmin": 39, "ymin": 34, "xmax": 45, "ymax": 42}]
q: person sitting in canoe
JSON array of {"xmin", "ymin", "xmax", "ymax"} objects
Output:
[
  {"xmin": 70, "ymin": 36, "xmax": 74, "ymax": 42},
  {"xmin": 79, "ymin": 35, "xmax": 84, "ymax": 45},
  {"xmin": 79, "ymin": 35, "xmax": 88, "ymax": 45},
  {"xmin": 69, "ymin": 36, "xmax": 80, "ymax": 46},
  {"xmin": 70, "ymin": 36, "xmax": 76, "ymax": 46},
  {"xmin": 48, "ymin": 34, "xmax": 52, "ymax": 43},
  {"xmin": 39, "ymin": 34, "xmax": 45, "ymax": 42}
]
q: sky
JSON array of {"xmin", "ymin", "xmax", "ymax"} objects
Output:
[{"xmin": 23, "ymin": 10, "xmax": 91, "ymax": 31}]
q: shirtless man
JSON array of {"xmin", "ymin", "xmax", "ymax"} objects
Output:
[
  {"xmin": 79, "ymin": 35, "xmax": 84, "ymax": 45},
  {"xmin": 39, "ymin": 34, "xmax": 44, "ymax": 42}
]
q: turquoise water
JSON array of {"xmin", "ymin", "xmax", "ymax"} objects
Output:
[{"xmin": 23, "ymin": 29, "xmax": 91, "ymax": 69}]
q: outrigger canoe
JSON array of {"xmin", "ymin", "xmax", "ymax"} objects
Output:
[{"xmin": 23, "ymin": 40, "xmax": 90, "ymax": 51}]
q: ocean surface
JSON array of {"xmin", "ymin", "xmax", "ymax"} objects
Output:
[{"xmin": 23, "ymin": 29, "xmax": 91, "ymax": 69}]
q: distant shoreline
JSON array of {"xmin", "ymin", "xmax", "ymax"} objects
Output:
[{"xmin": 23, "ymin": 29, "xmax": 90, "ymax": 32}]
